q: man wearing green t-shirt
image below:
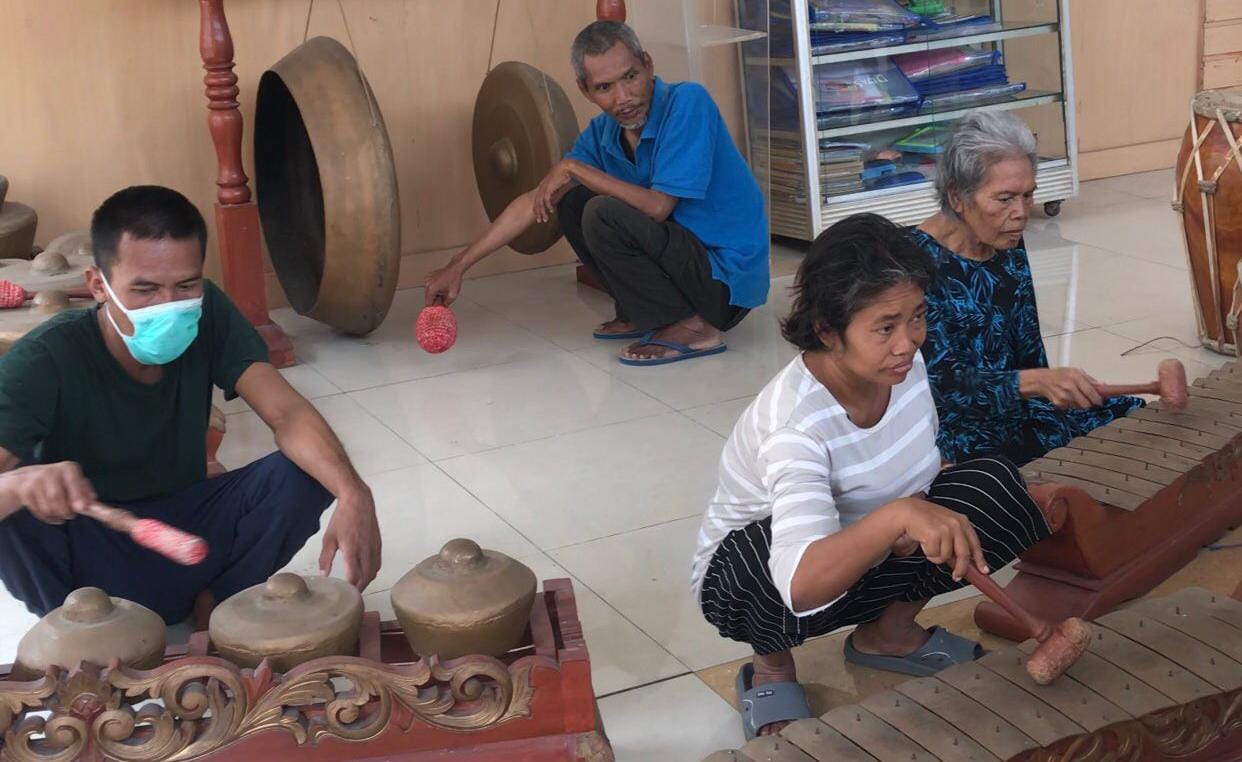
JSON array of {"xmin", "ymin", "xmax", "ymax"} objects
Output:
[{"xmin": 0, "ymin": 186, "xmax": 381, "ymax": 626}]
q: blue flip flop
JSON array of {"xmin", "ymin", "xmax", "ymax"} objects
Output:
[
  {"xmin": 735, "ymin": 662, "xmax": 812, "ymax": 741},
  {"xmin": 592, "ymin": 327, "xmax": 647, "ymax": 340},
  {"xmin": 843, "ymin": 625, "xmax": 984, "ymax": 677},
  {"xmin": 617, "ymin": 331, "xmax": 728, "ymax": 366}
]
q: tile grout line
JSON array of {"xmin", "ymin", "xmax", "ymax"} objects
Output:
[
  {"xmin": 596, "ymin": 670, "xmax": 697, "ymax": 701},
  {"xmin": 299, "ymin": 287, "xmax": 569, "ymax": 393},
  {"xmin": 426, "ymin": 409, "xmax": 686, "ymax": 465},
  {"xmin": 541, "ymin": 513, "xmax": 709, "ymax": 555}
]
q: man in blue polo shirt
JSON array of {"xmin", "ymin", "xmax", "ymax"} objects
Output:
[{"xmin": 425, "ymin": 20, "xmax": 768, "ymax": 366}]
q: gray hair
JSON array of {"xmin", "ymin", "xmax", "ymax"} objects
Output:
[
  {"xmin": 935, "ymin": 111, "xmax": 1037, "ymax": 217},
  {"xmin": 571, "ymin": 21, "xmax": 644, "ymax": 84}
]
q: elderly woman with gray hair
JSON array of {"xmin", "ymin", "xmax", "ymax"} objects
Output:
[{"xmin": 914, "ymin": 111, "xmax": 1143, "ymax": 466}]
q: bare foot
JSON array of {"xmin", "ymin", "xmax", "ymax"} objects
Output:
[
  {"xmin": 849, "ymin": 619, "xmax": 931, "ymax": 657},
  {"xmin": 621, "ymin": 315, "xmax": 722, "ymax": 361},
  {"xmin": 751, "ymin": 651, "xmax": 798, "ymax": 737},
  {"xmin": 595, "ymin": 318, "xmax": 637, "ymax": 337}
]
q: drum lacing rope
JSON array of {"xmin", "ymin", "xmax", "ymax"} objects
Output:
[
  {"xmin": 1176, "ymin": 107, "xmax": 1234, "ymax": 354},
  {"xmin": 1213, "ymin": 110, "xmax": 1242, "ymax": 355},
  {"xmin": 1174, "ymin": 122, "xmax": 1214, "ymax": 209},
  {"xmin": 1174, "ymin": 111, "xmax": 1217, "ymax": 349}
]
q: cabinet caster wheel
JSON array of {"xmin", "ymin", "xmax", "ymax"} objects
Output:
[{"xmin": 1043, "ymin": 200, "xmax": 1062, "ymax": 217}]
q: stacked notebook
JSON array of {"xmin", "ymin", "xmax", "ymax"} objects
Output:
[{"xmin": 894, "ymin": 45, "xmax": 1027, "ymax": 111}]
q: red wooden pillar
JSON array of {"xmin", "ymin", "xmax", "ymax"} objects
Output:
[
  {"xmin": 575, "ymin": 0, "xmax": 627, "ymax": 291},
  {"xmin": 199, "ymin": 0, "xmax": 295, "ymax": 368}
]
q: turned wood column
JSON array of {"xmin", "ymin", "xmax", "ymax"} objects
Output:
[{"xmin": 199, "ymin": 0, "xmax": 295, "ymax": 367}]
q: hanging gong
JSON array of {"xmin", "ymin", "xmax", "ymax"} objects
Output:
[
  {"xmin": 472, "ymin": 61, "xmax": 580, "ymax": 255},
  {"xmin": 255, "ymin": 36, "xmax": 400, "ymax": 335}
]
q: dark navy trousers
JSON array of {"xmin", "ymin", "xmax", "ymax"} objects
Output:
[{"xmin": 0, "ymin": 452, "xmax": 333, "ymax": 624}]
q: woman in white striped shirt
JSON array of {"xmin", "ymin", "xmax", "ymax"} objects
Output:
[{"xmin": 694, "ymin": 214, "xmax": 1051, "ymax": 739}]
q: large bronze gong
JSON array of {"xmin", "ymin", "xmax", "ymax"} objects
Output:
[
  {"xmin": 472, "ymin": 62, "xmax": 580, "ymax": 254},
  {"xmin": 255, "ymin": 36, "xmax": 400, "ymax": 335}
]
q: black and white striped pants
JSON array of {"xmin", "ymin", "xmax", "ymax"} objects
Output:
[{"xmin": 698, "ymin": 457, "xmax": 1050, "ymax": 656}]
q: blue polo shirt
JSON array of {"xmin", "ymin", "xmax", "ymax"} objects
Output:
[{"xmin": 566, "ymin": 77, "xmax": 769, "ymax": 309}]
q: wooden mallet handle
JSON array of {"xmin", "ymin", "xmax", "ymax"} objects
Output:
[
  {"xmin": 79, "ymin": 503, "xmax": 209, "ymax": 566},
  {"xmin": 1094, "ymin": 358, "xmax": 1188, "ymax": 410},
  {"xmin": 964, "ymin": 565, "xmax": 1052, "ymax": 642},
  {"xmin": 1094, "ymin": 381, "xmax": 1159, "ymax": 396}
]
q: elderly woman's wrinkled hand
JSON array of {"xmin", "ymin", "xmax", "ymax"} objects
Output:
[{"xmin": 1020, "ymin": 367, "xmax": 1104, "ymax": 409}]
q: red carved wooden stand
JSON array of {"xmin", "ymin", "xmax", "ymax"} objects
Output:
[
  {"xmin": 199, "ymin": 0, "xmax": 294, "ymax": 368},
  {"xmin": 0, "ymin": 579, "xmax": 611, "ymax": 761}
]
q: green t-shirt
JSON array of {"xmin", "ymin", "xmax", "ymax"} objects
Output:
[{"xmin": 0, "ymin": 280, "xmax": 269, "ymax": 502}]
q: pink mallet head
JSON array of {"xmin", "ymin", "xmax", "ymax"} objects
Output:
[
  {"xmin": 132, "ymin": 518, "xmax": 209, "ymax": 566},
  {"xmin": 416, "ymin": 304, "xmax": 458, "ymax": 354},
  {"xmin": 1157, "ymin": 358, "xmax": 1188, "ymax": 411},
  {"xmin": 0, "ymin": 280, "xmax": 26, "ymax": 309},
  {"xmin": 1026, "ymin": 617, "xmax": 1091, "ymax": 685}
]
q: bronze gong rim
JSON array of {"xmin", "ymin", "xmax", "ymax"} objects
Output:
[
  {"xmin": 471, "ymin": 61, "xmax": 580, "ymax": 255},
  {"xmin": 255, "ymin": 36, "xmax": 401, "ymax": 335}
]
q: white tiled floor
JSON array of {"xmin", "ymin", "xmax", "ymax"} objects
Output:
[{"xmin": 1, "ymin": 167, "xmax": 1230, "ymax": 759}]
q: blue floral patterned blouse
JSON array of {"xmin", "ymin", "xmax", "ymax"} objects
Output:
[{"xmin": 913, "ymin": 229, "xmax": 1144, "ymax": 466}]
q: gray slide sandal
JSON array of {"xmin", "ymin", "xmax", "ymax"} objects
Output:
[
  {"xmin": 735, "ymin": 662, "xmax": 813, "ymax": 740},
  {"xmin": 843, "ymin": 625, "xmax": 983, "ymax": 677}
]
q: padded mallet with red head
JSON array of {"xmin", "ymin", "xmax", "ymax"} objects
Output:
[
  {"xmin": 0, "ymin": 281, "xmax": 90, "ymax": 309},
  {"xmin": 415, "ymin": 297, "xmax": 458, "ymax": 354},
  {"xmin": 1094, "ymin": 358, "xmax": 1189, "ymax": 411},
  {"xmin": 79, "ymin": 503, "xmax": 209, "ymax": 566},
  {"xmin": 963, "ymin": 565, "xmax": 1089, "ymax": 684}
]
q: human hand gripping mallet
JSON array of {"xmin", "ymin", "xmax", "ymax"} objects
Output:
[
  {"xmin": 1094, "ymin": 358, "xmax": 1189, "ymax": 411},
  {"xmin": 78, "ymin": 503, "xmax": 208, "ymax": 566}
]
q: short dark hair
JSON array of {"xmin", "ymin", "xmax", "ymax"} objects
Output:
[
  {"xmin": 781, "ymin": 213, "xmax": 935, "ymax": 351},
  {"xmin": 90, "ymin": 185, "xmax": 208, "ymax": 276},
  {"xmin": 571, "ymin": 21, "xmax": 644, "ymax": 84}
]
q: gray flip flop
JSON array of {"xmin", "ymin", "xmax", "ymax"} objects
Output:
[
  {"xmin": 843, "ymin": 625, "xmax": 983, "ymax": 677},
  {"xmin": 735, "ymin": 662, "xmax": 813, "ymax": 741}
]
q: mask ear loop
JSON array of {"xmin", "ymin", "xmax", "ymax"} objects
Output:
[{"xmin": 98, "ymin": 273, "xmax": 135, "ymax": 338}]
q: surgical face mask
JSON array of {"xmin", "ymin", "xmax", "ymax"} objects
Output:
[{"xmin": 100, "ymin": 275, "xmax": 203, "ymax": 366}]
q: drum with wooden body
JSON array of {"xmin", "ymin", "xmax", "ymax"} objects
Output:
[{"xmin": 1175, "ymin": 90, "xmax": 1242, "ymax": 356}]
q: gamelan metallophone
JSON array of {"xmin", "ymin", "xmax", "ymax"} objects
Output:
[
  {"xmin": 706, "ymin": 585, "xmax": 1242, "ymax": 761},
  {"xmin": 975, "ymin": 360, "xmax": 1242, "ymax": 641}
]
